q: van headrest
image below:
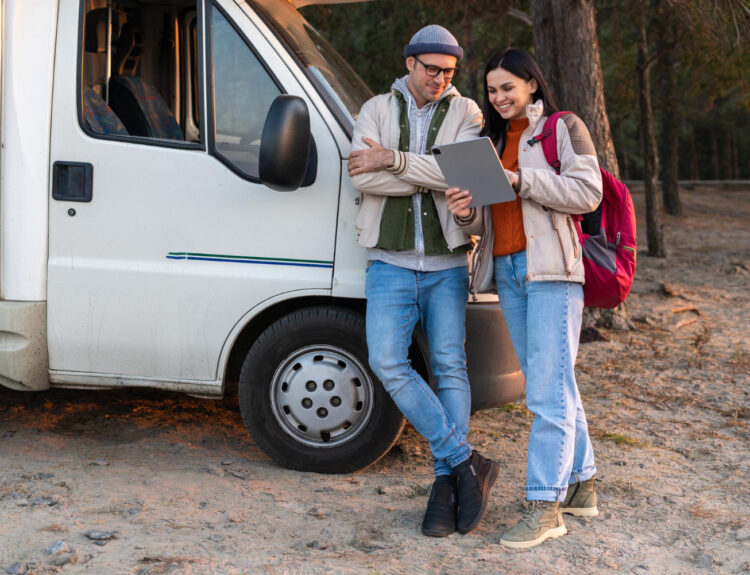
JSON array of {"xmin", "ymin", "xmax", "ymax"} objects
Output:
[
  {"xmin": 113, "ymin": 22, "xmax": 143, "ymax": 76},
  {"xmin": 84, "ymin": 8, "xmax": 112, "ymax": 54}
]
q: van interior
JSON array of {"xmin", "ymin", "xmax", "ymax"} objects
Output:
[{"xmin": 81, "ymin": 0, "xmax": 200, "ymax": 143}]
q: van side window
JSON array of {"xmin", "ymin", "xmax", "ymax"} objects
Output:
[
  {"xmin": 210, "ymin": 6, "xmax": 281, "ymax": 179},
  {"xmin": 80, "ymin": 0, "xmax": 201, "ymax": 145}
]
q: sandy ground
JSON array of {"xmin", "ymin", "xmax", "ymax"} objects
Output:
[{"xmin": 1, "ymin": 186, "xmax": 749, "ymax": 574}]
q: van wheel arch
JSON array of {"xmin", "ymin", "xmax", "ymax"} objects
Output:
[{"xmin": 223, "ymin": 297, "xmax": 431, "ymax": 398}]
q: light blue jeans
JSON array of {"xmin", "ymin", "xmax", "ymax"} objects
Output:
[
  {"xmin": 494, "ymin": 251, "xmax": 596, "ymax": 502},
  {"xmin": 365, "ymin": 261, "xmax": 473, "ymax": 477}
]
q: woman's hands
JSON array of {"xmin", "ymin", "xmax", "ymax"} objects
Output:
[
  {"xmin": 505, "ymin": 169, "xmax": 519, "ymax": 190},
  {"xmin": 445, "ymin": 187, "xmax": 473, "ymax": 218}
]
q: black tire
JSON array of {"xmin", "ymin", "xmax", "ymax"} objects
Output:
[{"xmin": 238, "ymin": 306, "xmax": 405, "ymax": 473}]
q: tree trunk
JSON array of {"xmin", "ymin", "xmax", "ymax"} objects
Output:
[
  {"xmin": 548, "ymin": 0, "xmax": 619, "ymax": 176},
  {"xmin": 723, "ymin": 132, "xmax": 733, "ymax": 180},
  {"xmin": 657, "ymin": 11, "xmax": 682, "ymax": 216},
  {"xmin": 690, "ymin": 129, "xmax": 699, "ymax": 180},
  {"xmin": 711, "ymin": 133, "xmax": 720, "ymax": 179},
  {"xmin": 637, "ymin": 6, "xmax": 666, "ymax": 257},
  {"xmin": 732, "ymin": 133, "xmax": 739, "ymax": 179},
  {"xmin": 529, "ymin": 0, "xmax": 561, "ymax": 102},
  {"xmin": 530, "ymin": 0, "xmax": 633, "ymax": 329}
]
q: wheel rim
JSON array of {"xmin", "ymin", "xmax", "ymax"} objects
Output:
[{"xmin": 270, "ymin": 344, "xmax": 375, "ymax": 448}]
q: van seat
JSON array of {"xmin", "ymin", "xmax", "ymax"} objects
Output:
[
  {"xmin": 108, "ymin": 76, "xmax": 184, "ymax": 140},
  {"xmin": 82, "ymin": 86, "xmax": 129, "ymax": 136}
]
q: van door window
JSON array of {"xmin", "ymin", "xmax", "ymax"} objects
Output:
[
  {"xmin": 79, "ymin": 0, "xmax": 202, "ymax": 146},
  {"xmin": 210, "ymin": 5, "xmax": 281, "ymax": 180}
]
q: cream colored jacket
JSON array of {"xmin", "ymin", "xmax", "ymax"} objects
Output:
[
  {"xmin": 458, "ymin": 101, "xmax": 603, "ymax": 290},
  {"xmin": 350, "ymin": 88, "xmax": 482, "ymax": 249}
]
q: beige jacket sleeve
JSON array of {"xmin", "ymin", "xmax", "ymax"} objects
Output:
[
  {"xmin": 389, "ymin": 98, "xmax": 483, "ymax": 191},
  {"xmin": 349, "ymin": 97, "xmax": 417, "ymax": 198},
  {"xmin": 454, "ymin": 207, "xmax": 484, "ymax": 236},
  {"xmin": 517, "ymin": 115, "xmax": 603, "ymax": 214}
]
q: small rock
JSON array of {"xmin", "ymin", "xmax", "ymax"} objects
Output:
[
  {"xmin": 45, "ymin": 541, "xmax": 70, "ymax": 556},
  {"xmin": 226, "ymin": 513, "xmax": 244, "ymax": 524},
  {"xmin": 376, "ymin": 487, "xmax": 389, "ymax": 495},
  {"xmin": 614, "ymin": 460, "xmax": 627, "ymax": 466},
  {"xmin": 203, "ymin": 465, "xmax": 224, "ymax": 477},
  {"xmin": 227, "ymin": 470, "xmax": 247, "ymax": 480},
  {"xmin": 199, "ymin": 501, "xmax": 208, "ymax": 509},
  {"xmin": 307, "ymin": 540, "xmax": 327, "ymax": 550},
  {"xmin": 208, "ymin": 534, "xmax": 224, "ymax": 542},
  {"xmin": 84, "ymin": 530, "xmax": 117, "ymax": 541},
  {"xmin": 696, "ymin": 553, "xmax": 713, "ymax": 569},
  {"xmin": 89, "ymin": 460, "xmax": 109, "ymax": 467},
  {"xmin": 33, "ymin": 473, "xmax": 54, "ymax": 481},
  {"xmin": 314, "ymin": 486, "xmax": 334, "ymax": 493},
  {"xmin": 307, "ymin": 507, "xmax": 328, "ymax": 519},
  {"xmin": 221, "ymin": 460, "xmax": 233, "ymax": 466},
  {"xmin": 49, "ymin": 552, "xmax": 77, "ymax": 567},
  {"xmin": 5, "ymin": 562, "xmax": 27, "ymax": 575},
  {"xmin": 94, "ymin": 541, "xmax": 109, "ymax": 547},
  {"xmin": 31, "ymin": 497, "xmax": 58, "ymax": 507},
  {"xmin": 735, "ymin": 527, "xmax": 750, "ymax": 541}
]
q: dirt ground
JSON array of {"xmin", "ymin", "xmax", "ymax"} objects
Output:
[{"xmin": 1, "ymin": 186, "xmax": 749, "ymax": 575}]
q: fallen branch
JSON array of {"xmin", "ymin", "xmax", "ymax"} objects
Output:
[
  {"xmin": 671, "ymin": 305, "xmax": 702, "ymax": 315},
  {"xmin": 673, "ymin": 317, "xmax": 699, "ymax": 330}
]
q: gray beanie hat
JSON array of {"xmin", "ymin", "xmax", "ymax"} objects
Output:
[{"xmin": 404, "ymin": 25, "xmax": 463, "ymax": 60}]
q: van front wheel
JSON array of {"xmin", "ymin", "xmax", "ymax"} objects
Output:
[{"xmin": 238, "ymin": 307, "xmax": 405, "ymax": 473}]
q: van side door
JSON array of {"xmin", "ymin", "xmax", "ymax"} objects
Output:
[{"xmin": 47, "ymin": 0, "xmax": 341, "ymax": 390}]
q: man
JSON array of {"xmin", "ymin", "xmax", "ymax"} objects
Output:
[{"xmin": 347, "ymin": 25, "xmax": 499, "ymax": 537}]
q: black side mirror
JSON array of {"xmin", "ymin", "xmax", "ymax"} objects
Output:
[{"xmin": 259, "ymin": 95, "xmax": 312, "ymax": 191}]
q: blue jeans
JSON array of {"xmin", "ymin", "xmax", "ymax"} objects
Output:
[
  {"xmin": 494, "ymin": 251, "xmax": 596, "ymax": 502},
  {"xmin": 365, "ymin": 261, "xmax": 472, "ymax": 477}
]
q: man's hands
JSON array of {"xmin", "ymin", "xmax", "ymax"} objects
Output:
[{"xmin": 347, "ymin": 137, "xmax": 395, "ymax": 176}]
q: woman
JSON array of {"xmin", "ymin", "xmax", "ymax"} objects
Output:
[{"xmin": 445, "ymin": 48, "xmax": 602, "ymax": 549}]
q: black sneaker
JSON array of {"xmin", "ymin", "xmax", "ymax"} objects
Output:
[
  {"xmin": 421, "ymin": 475, "xmax": 458, "ymax": 537},
  {"xmin": 453, "ymin": 451, "xmax": 500, "ymax": 534}
]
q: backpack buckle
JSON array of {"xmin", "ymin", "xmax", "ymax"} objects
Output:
[{"xmin": 527, "ymin": 128, "xmax": 553, "ymax": 147}]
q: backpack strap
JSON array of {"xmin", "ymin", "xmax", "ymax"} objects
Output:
[
  {"xmin": 528, "ymin": 111, "xmax": 585, "ymax": 227},
  {"xmin": 527, "ymin": 111, "xmax": 573, "ymax": 175}
]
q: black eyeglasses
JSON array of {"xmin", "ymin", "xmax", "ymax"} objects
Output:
[{"xmin": 413, "ymin": 56, "xmax": 459, "ymax": 80}]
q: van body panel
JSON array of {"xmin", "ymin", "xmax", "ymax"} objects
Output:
[
  {"xmin": 0, "ymin": 301, "xmax": 49, "ymax": 390},
  {"xmin": 0, "ymin": 0, "xmax": 59, "ymax": 301},
  {"xmin": 46, "ymin": 0, "xmax": 340, "ymax": 382}
]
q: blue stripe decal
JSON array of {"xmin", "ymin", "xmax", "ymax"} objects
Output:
[{"xmin": 166, "ymin": 253, "xmax": 333, "ymax": 269}]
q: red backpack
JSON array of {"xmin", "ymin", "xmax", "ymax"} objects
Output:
[{"xmin": 531, "ymin": 111, "xmax": 637, "ymax": 309}]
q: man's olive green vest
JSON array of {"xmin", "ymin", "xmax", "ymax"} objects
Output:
[{"xmin": 376, "ymin": 92, "xmax": 460, "ymax": 255}]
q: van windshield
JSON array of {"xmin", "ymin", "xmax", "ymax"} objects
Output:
[{"xmin": 248, "ymin": 0, "xmax": 372, "ymax": 136}]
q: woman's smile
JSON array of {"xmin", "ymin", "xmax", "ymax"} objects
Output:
[{"xmin": 486, "ymin": 67, "xmax": 537, "ymax": 121}]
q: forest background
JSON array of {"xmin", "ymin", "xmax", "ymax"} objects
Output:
[{"xmin": 302, "ymin": 0, "xmax": 749, "ymax": 186}]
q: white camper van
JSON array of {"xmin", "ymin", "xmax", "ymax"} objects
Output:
[{"xmin": 0, "ymin": 0, "xmax": 524, "ymax": 473}]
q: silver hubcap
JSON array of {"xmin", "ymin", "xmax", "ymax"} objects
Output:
[{"xmin": 270, "ymin": 345, "xmax": 374, "ymax": 448}]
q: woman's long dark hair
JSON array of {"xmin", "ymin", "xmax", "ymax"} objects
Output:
[{"xmin": 480, "ymin": 49, "xmax": 559, "ymax": 155}]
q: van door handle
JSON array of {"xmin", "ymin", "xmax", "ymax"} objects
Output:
[{"xmin": 52, "ymin": 162, "xmax": 93, "ymax": 202}]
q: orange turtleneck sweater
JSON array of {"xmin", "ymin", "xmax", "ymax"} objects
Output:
[{"xmin": 491, "ymin": 117, "xmax": 529, "ymax": 256}]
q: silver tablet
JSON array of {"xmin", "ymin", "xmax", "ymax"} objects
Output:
[{"xmin": 432, "ymin": 137, "xmax": 517, "ymax": 208}]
